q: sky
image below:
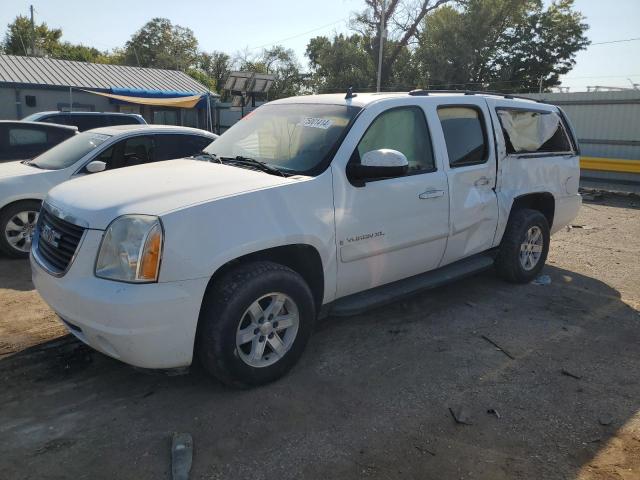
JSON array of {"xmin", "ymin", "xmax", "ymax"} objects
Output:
[{"xmin": 1, "ymin": 0, "xmax": 639, "ymax": 92}]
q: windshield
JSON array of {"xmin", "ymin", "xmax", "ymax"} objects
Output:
[
  {"xmin": 30, "ymin": 132, "xmax": 111, "ymax": 170},
  {"xmin": 204, "ymin": 103, "xmax": 361, "ymax": 175}
]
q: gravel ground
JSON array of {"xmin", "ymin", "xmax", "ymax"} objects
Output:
[{"xmin": 0, "ymin": 192, "xmax": 638, "ymax": 480}]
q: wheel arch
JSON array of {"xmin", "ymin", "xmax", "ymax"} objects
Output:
[
  {"xmin": 509, "ymin": 192, "xmax": 555, "ymax": 230},
  {"xmin": 201, "ymin": 243, "xmax": 325, "ymax": 313}
]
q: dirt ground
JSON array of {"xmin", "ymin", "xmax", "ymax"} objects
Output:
[{"xmin": 0, "ymin": 192, "xmax": 639, "ymax": 480}]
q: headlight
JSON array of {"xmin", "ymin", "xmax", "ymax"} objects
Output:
[{"xmin": 95, "ymin": 215, "xmax": 163, "ymax": 283}]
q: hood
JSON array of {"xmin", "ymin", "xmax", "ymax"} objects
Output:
[
  {"xmin": 0, "ymin": 160, "xmax": 50, "ymax": 179},
  {"xmin": 46, "ymin": 159, "xmax": 294, "ymax": 229}
]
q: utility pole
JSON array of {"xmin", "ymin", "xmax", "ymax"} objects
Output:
[
  {"xmin": 538, "ymin": 75, "xmax": 544, "ymax": 94},
  {"xmin": 29, "ymin": 5, "xmax": 35, "ymax": 56},
  {"xmin": 376, "ymin": 0, "xmax": 386, "ymax": 93}
]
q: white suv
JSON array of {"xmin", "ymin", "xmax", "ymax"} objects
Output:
[{"xmin": 31, "ymin": 91, "xmax": 581, "ymax": 387}]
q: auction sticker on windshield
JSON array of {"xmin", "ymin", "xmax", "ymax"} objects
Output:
[{"xmin": 301, "ymin": 117, "xmax": 333, "ymax": 129}]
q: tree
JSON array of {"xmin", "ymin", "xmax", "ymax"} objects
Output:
[
  {"xmin": 351, "ymin": 0, "xmax": 453, "ymax": 85},
  {"xmin": 198, "ymin": 51, "xmax": 232, "ymax": 93},
  {"xmin": 415, "ymin": 0, "xmax": 589, "ymax": 91},
  {"xmin": 236, "ymin": 46, "xmax": 304, "ymax": 100},
  {"xmin": 123, "ymin": 18, "xmax": 198, "ymax": 70},
  {"xmin": 3, "ymin": 15, "xmax": 62, "ymax": 56}
]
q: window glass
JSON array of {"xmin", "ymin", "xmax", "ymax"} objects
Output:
[
  {"xmin": 122, "ymin": 136, "xmax": 154, "ymax": 166},
  {"xmin": 356, "ymin": 107, "xmax": 435, "ymax": 173},
  {"xmin": 204, "ymin": 104, "xmax": 360, "ymax": 175},
  {"xmin": 30, "ymin": 132, "xmax": 111, "ymax": 170},
  {"xmin": 41, "ymin": 114, "xmax": 71, "ymax": 126},
  {"xmin": 94, "ymin": 146, "xmax": 116, "ymax": 169},
  {"xmin": 438, "ymin": 107, "xmax": 487, "ymax": 167},
  {"xmin": 109, "ymin": 115, "xmax": 140, "ymax": 126},
  {"xmin": 71, "ymin": 115, "xmax": 108, "ymax": 131},
  {"xmin": 8, "ymin": 127, "xmax": 47, "ymax": 146},
  {"xmin": 155, "ymin": 135, "xmax": 213, "ymax": 161},
  {"xmin": 497, "ymin": 109, "xmax": 572, "ymax": 154}
]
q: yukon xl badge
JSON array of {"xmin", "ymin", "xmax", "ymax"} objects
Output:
[{"xmin": 41, "ymin": 224, "xmax": 61, "ymax": 247}]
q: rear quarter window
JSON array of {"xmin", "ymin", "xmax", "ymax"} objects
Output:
[{"xmin": 497, "ymin": 109, "xmax": 574, "ymax": 154}]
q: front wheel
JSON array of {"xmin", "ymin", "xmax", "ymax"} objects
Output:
[
  {"xmin": 495, "ymin": 208, "xmax": 550, "ymax": 283},
  {"xmin": 197, "ymin": 261, "xmax": 316, "ymax": 387},
  {"xmin": 0, "ymin": 200, "xmax": 41, "ymax": 258}
]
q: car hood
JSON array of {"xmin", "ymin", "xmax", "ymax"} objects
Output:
[
  {"xmin": 0, "ymin": 160, "xmax": 50, "ymax": 179},
  {"xmin": 46, "ymin": 159, "xmax": 295, "ymax": 229}
]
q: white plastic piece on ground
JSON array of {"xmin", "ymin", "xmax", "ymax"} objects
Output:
[{"xmin": 532, "ymin": 274, "xmax": 552, "ymax": 286}]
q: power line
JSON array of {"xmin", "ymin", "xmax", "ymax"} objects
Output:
[
  {"xmin": 591, "ymin": 37, "xmax": 640, "ymax": 45},
  {"xmin": 249, "ymin": 18, "xmax": 349, "ymax": 50}
]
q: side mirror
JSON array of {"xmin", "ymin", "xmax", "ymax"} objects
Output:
[
  {"xmin": 85, "ymin": 160, "xmax": 106, "ymax": 174},
  {"xmin": 348, "ymin": 149, "xmax": 409, "ymax": 182}
]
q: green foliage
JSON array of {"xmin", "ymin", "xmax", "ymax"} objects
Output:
[
  {"xmin": 415, "ymin": 0, "xmax": 590, "ymax": 92},
  {"xmin": 123, "ymin": 17, "xmax": 199, "ymax": 70},
  {"xmin": 3, "ymin": 15, "xmax": 62, "ymax": 56},
  {"xmin": 236, "ymin": 45, "xmax": 304, "ymax": 100},
  {"xmin": 186, "ymin": 68, "xmax": 215, "ymax": 90},
  {"xmin": 198, "ymin": 51, "xmax": 232, "ymax": 93}
]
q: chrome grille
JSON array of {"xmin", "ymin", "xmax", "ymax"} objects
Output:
[{"xmin": 35, "ymin": 207, "xmax": 85, "ymax": 275}]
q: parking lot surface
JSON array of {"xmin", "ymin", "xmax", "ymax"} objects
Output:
[{"xmin": 1, "ymin": 193, "xmax": 639, "ymax": 480}]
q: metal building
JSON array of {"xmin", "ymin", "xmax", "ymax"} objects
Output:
[{"xmin": 0, "ymin": 54, "xmax": 215, "ymax": 129}]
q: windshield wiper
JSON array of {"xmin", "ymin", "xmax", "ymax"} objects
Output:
[
  {"xmin": 192, "ymin": 151, "xmax": 222, "ymax": 163},
  {"xmin": 220, "ymin": 156, "xmax": 287, "ymax": 177},
  {"xmin": 21, "ymin": 159, "xmax": 43, "ymax": 169}
]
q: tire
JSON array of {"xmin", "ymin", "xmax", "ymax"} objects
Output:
[
  {"xmin": 495, "ymin": 208, "xmax": 550, "ymax": 284},
  {"xmin": 197, "ymin": 261, "xmax": 316, "ymax": 387},
  {"xmin": 0, "ymin": 200, "xmax": 42, "ymax": 259}
]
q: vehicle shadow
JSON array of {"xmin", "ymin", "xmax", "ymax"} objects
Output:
[
  {"xmin": 0, "ymin": 257, "xmax": 33, "ymax": 292},
  {"xmin": 0, "ymin": 264, "xmax": 638, "ymax": 479}
]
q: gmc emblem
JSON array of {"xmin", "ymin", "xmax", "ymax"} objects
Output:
[{"xmin": 41, "ymin": 224, "xmax": 61, "ymax": 247}]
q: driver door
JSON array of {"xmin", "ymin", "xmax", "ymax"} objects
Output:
[{"xmin": 332, "ymin": 104, "xmax": 450, "ymax": 298}]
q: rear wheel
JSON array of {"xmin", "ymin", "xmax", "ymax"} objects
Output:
[
  {"xmin": 495, "ymin": 208, "xmax": 550, "ymax": 283},
  {"xmin": 0, "ymin": 200, "xmax": 41, "ymax": 258},
  {"xmin": 197, "ymin": 261, "xmax": 315, "ymax": 387}
]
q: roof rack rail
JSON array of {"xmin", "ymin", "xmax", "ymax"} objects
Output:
[{"xmin": 407, "ymin": 89, "xmax": 543, "ymax": 103}]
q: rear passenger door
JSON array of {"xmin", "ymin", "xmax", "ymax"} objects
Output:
[
  {"xmin": 433, "ymin": 98, "xmax": 498, "ymax": 265},
  {"xmin": 154, "ymin": 134, "xmax": 214, "ymax": 161}
]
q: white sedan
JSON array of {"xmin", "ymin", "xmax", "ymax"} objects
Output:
[{"xmin": 0, "ymin": 125, "xmax": 216, "ymax": 257}]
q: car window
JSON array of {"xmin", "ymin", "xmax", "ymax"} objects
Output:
[
  {"xmin": 109, "ymin": 115, "xmax": 141, "ymax": 126},
  {"xmin": 155, "ymin": 135, "xmax": 214, "ymax": 161},
  {"xmin": 41, "ymin": 114, "xmax": 70, "ymax": 126},
  {"xmin": 437, "ymin": 107, "xmax": 488, "ymax": 167},
  {"xmin": 30, "ymin": 132, "xmax": 111, "ymax": 170},
  {"xmin": 8, "ymin": 127, "xmax": 47, "ymax": 146},
  {"xmin": 355, "ymin": 106, "xmax": 435, "ymax": 174},
  {"xmin": 123, "ymin": 136, "xmax": 154, "ymax": 166},
  {"xmin": 496, "ymin": 109, "xmax": 573, "ymax": 154},
  {"xmin": 71, "ymin": 115, "xmax": 108, "ymax": 132},
  {"xmin": 46, "ymin": 128, "xmax": 76, "ymax": 144}
]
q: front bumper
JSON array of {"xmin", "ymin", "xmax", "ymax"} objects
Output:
[{"xmin": 31, "ymin": 229, "xmax": 209, "ymax": 369}]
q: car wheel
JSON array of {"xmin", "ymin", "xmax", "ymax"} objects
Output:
[
  {"xmin": 0, "ymin": 200, "xmax": 41, "ymax": 258},
  {"xmin": 197, "ymin": 261, "xmax": 316, "ymax": 387},
  {"xmin": 495, "ymin": 208, "xmax": 550, "ymax": 284}
]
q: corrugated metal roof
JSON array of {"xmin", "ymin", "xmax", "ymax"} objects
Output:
[{"xmin": 0, "ymin": 54, "xmax": 210, "ymax": 94}]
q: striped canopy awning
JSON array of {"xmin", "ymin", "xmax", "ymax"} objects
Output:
[{"xmin": 81, "ymin": 89, "xmax": 206, "ymax": 108}]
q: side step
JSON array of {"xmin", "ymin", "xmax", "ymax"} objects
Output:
[{"xmin": 329, "ymin": 253, "xmax": 496, "ymax": 317}]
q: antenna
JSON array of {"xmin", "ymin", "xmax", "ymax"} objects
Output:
[{"xmin": 345, "ymin": 86, "xmax": 357, "ymax": 100}]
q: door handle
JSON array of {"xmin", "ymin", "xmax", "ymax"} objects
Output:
[
  {"xmin": 474, "ymin": 176, "xmax": 491, "ymax": 187},
  {"xmin": 419, "ymin": 189, "xmax": 445, "ymax": 200}
]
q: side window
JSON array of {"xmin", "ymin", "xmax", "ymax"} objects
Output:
[
  {"xmin": 355, "ymin": 106, "xmax": 435, "ymax": 174},
  {"xmin": 41, "ymin": 115, "xmax": 69, "ymax": 125},
  {"xmin": 122, "ymin": 136, "xmax": 154, "ymax": 166},
  {"xmin": 95, "ymin": 146, "xmax": 116, "ymax": 170},
  {"xmin": 109, "ymin": 115, "xmax": 139, "ymax": 126},
  {"xmin": 8, "ymin": 127, "xmax": 47, "ymax": 146},
  {"xmin": 497, "ymin": 109, "xmax": 573, "ymax": 154},
  {"xmin": 437, "ymin": 106, "xmax": 487, "ymax": 167},
  {"xmin": 155, "ymin": 135, "xmax": 214, "ymax": 161},
  {"xmin": 73, "ymin": 115, "xmax": 107, "ymax": 132}
]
